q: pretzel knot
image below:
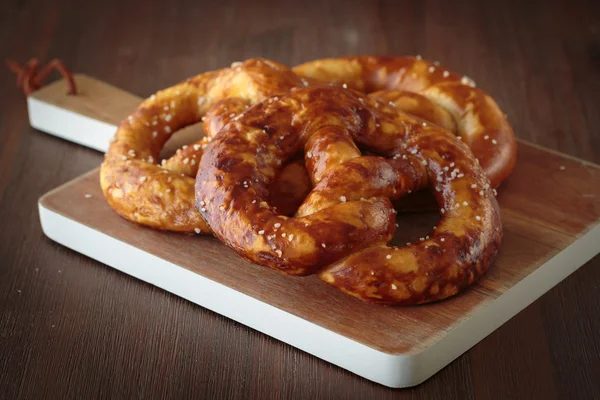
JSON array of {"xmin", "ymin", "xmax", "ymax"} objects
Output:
[
  {"xmin": 100, "ymin": 59, "xmax": 311, "ymax": 232},
  {"xmin": 196, "ymin": 85, "xmax": 502, "ymax": 305}
]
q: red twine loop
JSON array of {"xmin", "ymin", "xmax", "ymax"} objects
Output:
[{"xmin": 5, "ymin": 58, "xmax": 77, "ymax": 95}]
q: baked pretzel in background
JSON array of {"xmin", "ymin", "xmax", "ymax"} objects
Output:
[
  {"xmin": 293, "ymin": 56, "xmax": 517, "ymax": 189},
  {"xmin": 196, "ymin": 85, "xmax": 502, "ymax": 305},
  {"xmin": 100, "ymin": 59, "xmax": 312, "ymax": 233}
]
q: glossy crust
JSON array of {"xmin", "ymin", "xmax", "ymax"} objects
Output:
[
  {"xmin": 160, "ymin": 97, "xmax": 313, "ymax": 215},
  {"xmin": 100, "ymin": 59, "xmax": 307, "ymax": 232},
  {"xmin": 293, "ymin": 56, "xmax": 517, "ymax": 188},
  {"xmin": 196, "ymin": 85, "xmax": 502, "ymax": 304}
]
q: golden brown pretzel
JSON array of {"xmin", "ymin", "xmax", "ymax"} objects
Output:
[
  {"xmin": 196, "ymin": 85, "xmax": 502, "ymax": 304},
  {"xmin": 100, "ymin": 59, "xmax": 310, "ymax": 232},
  {"xmin": 293, "ymin": 56, "xmax": 517, "ymax": 188}
]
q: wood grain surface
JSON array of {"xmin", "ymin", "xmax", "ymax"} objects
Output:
[{"xmin": 1, "ymin": 0, "xmax": 599, "ymax": 398}]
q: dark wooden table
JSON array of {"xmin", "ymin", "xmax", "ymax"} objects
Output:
[{"xmin": 1, "ymin": 0, "xmax": 599, "ymax": 398}]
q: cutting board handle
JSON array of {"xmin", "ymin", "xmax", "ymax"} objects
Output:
[{"xmin": 27, "ymin": 75, "xmax": 143, "ymax": 152}]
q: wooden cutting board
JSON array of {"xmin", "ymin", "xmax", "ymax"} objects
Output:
[{"xmin": 34, "ymin": 76, "xmax": 600, "ymax": 388}]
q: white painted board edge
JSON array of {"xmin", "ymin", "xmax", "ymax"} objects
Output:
[
  {"xmin": 38, "ymin": 200, "xmax": 600, "ymax": 388},
  {"xmin": 27, "ymin": 96, "xmax": 115, "ymax": 153}
]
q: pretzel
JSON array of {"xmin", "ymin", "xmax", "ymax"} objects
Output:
[
  {"xmin": 293, "ymin": 56, "xmax": 517, "ymax": 188},
  {"xmin": 100, "ymin": 59, "xmax": 310, "ymax": 232},
  {"xmin": 196, "ymin": 85, "xmax": 502, "ymax": 304}
]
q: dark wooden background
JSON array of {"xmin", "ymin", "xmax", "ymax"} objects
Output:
[{"xmin": 1, "ymin": 0, "xmax": 599, "ymax": 398}]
